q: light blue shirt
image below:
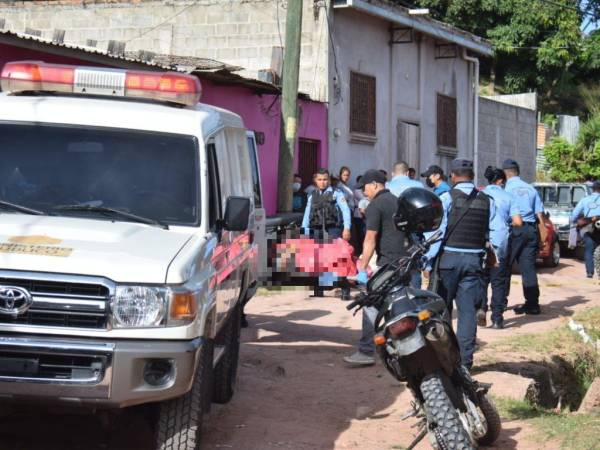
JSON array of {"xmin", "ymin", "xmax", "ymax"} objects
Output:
[
  {"xmin": 505, "ymin": 176, "xmax": 543, "ymax": 223},
  {"xmin": 301, "ymin": 186, "xmax": 352, "ymax": 232},
  {"xmin": 434, "ymin": 181, "xmax": 451, "ymax": 196},
  {"xmin": 424, "ymin": 182, "xmax": 496, "ymax": 270},
  {"xmin": 484, "ymin": 184, "xmax": 520, "ymax": 258},
  {"xmin": 386, "ymin": 175, "xmax": 424, "ymax": 197},
  {"xmin": 570, "ymin": 192, "xmax": 600, "ymax": 223}
]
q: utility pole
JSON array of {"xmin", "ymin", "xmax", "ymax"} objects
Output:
[{"xmin": 277, "ymin": 0, "xmax": 302, "ymax": 213}]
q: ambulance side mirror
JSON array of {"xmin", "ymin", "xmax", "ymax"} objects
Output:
[{"xmin": 223, "ymin": 196, "xmax": 250, "ymax": 231}]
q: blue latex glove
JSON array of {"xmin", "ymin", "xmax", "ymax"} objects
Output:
[{"xmin": 356, "ymin": 270, "xmax": 369, "ymax": 285}]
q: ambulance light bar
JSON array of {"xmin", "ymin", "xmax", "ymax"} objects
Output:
[{"xmin": 0, "ymin": 61, "xmax": 202, "ymax": 106}]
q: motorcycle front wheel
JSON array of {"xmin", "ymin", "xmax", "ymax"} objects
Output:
[{"xmin": 420, "ymin": 372, "xmax": 475, "ymax": 450}]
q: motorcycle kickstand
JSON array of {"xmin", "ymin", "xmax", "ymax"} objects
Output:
[{"xmin": 405, "ymin": 428, "xmax": 427, "ymax": 450}]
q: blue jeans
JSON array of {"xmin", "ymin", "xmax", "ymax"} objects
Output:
[
  {"xmin": 583, "ymin": 233, "xmax": 600, "ymax": 276},
  {"xmin": 437, "ymin": 251, "xmax": 484, "ymax": 369},
  {"xmin": 507, "ymin": 224, "xmax": 539, "ymax": 308}
]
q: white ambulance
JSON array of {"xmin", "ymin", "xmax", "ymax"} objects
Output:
[{"xmin": 0, "ymin": 61, "xmax": 263, "ymax": 449}]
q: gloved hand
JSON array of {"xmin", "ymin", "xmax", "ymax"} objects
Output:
[{"xmin": 356, "ymin": 270, "xmax": 369, "ymax": 285}]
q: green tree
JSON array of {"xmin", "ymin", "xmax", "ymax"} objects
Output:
[{"xmin": 414, "ymin": 0, "xmax": 600, "ymax": 113}]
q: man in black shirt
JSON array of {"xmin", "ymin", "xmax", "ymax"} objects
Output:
[{"xmin": 344, "ymin": 169, "xmax": 408, "ymax": 366}]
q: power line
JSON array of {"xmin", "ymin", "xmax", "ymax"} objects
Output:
[{"xmin": 125, "ymin": 3, "xmax": 197, "ymax": 43}]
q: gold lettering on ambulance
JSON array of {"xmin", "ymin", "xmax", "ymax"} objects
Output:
[
  {"xmin": 8, "ymin": 235, "xmax": 63, "ymax": 245},
  {"xmin": 0, "ymin": 243, "xmax": 73, "ymax": 257}
]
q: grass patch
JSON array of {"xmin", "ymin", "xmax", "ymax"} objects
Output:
[
  {"xmin": 486, "ymin": 318, "xmax": 600, "ymax": 409},
  {"xmin": 494, "ymin": 396, "xmax": 600, "ymax": 450},
  {"xmin": 256, "ymin": 286, "xmax": 310, "ymax": 296},
  {"xmin": 573, "ymin": 307, "xmax": 600, "ymax": 341}
]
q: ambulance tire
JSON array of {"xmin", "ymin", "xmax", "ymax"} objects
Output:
[
  {"xmin": 212, "ymin": 301, "xmax": 242, "ymax": 404},
  {"xmin": 154, "ymin": 339, "xmax": 214, "ymax": 450}
]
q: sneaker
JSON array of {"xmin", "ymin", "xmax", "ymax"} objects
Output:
[
  {"xmin": 587, "ymin": 274, "xmax": 594, "ymax": 279},
  {"xmin": 491, "ymin": 320, "xmax": 504, "ymax": 329},
  {"xmin": 476, "ymin": 309, "xmax": 487, "ymax": 327},
  {"xmin": 514, "ymin": 304, "xmax": 541, "ymax": 315},
  {"xmin": 343, "ymin": 351, "xmax": 375, "ymax": 366}
]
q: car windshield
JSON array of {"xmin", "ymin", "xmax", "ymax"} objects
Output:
[{"xmin": 0, "ymin": 123, "xmax": 199, "ymax": 226}]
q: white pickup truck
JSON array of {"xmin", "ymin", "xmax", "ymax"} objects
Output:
[{"xmin": 0, "ymin": 61, "xmax": 264, "ymax": 449}]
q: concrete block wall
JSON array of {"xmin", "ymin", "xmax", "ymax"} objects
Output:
[
  {"xmin": 478, "ymin": 97, "xmax": 537, "ymax": 183},
  {"xmin": 0, "ymin": 0, "xmax": 329, "ymax": 101}
]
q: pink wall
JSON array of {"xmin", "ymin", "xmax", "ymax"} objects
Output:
[{"xmin": 0, "ymin": 43, "xmax": 328, "ymax": 215}]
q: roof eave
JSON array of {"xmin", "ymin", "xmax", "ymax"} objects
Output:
[{"xmin": 334, "ymin": 0, "xmax": 493, "ymax": 57}]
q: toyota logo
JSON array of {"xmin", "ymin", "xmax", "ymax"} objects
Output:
[{"xmin": 0, "ymin": 286, "xmax": 33, "ymax": 315}]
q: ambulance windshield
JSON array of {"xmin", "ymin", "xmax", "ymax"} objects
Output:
[{"xmin": 0, "ymin": 123, "xmax": 200, "ymax": 226}]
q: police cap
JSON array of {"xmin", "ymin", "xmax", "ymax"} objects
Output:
[
  {"xmin": 450, "ymin": 158, "xmax": 473, "ymax": 172},
  {"xmin": 502, "ymin": 159, "xmax": 520, "ymax": 170}
]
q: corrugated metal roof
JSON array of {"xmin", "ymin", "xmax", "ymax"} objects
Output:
[{"xmin": 0, "ymin": 29, "xmax": 280, "ymax": 94}]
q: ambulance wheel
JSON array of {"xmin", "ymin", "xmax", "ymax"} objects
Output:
[{"xmin": 154, "ymin": 339, "xmax": 213, "ymax": 450}]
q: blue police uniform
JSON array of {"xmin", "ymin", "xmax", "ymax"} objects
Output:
[
  {"xmin": 424, "ymin": 173, "xmax": 495, "ymax": 368},
  {"xmin": 504, "ymin": 163, "xmax": 544, "ymax": 313},
  {"xmin": 386, "ymin": 175, "xmax": 424, "ymax": 197},
  {"xmin": 481, "ymin": 184, "xmax": 520, "ymax": 324},
  {"xmin": 434, "ymin": 180, "xmax": 451, "ymax": 196},
  {"xmin": 570, "ymin": 189, "xmax": 600, "ymax": 277},
  {"xmin": 386, "ymin": 175, "xmax": 424, "ymax": 288}
]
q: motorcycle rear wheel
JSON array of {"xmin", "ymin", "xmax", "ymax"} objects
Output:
[{"xmin": 420, "ymin": 373, "xmax": 475, "ymax": 450}]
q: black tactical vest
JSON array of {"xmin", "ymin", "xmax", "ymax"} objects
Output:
[
  {"xmin": 445, "ymin": 189, "xmax": 490, "ymax": 250},
  {"xmin": 309, "ymin": 190, "xmax": 341, "ymax": 230}
]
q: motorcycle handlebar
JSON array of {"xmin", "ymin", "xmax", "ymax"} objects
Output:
[{"xmin": 346, "ymin": 299, "xmax": 361, "ymax": 311}]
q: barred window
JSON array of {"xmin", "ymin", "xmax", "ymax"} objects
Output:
[
  {"xmin": 437, "ymin": 94, "xmax": 457, "ymax": 149},
  {"xmin": 350, "ymin": 72, "xmax": 376, "ymax": 137}
]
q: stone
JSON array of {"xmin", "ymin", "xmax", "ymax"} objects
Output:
[
  {"xmin": 578, "ymin": 377, "xmax": 600, "ymax": 414},
  {"xmin": 474, "ymin": 371, "xmax": 538, "ymax": 403}
]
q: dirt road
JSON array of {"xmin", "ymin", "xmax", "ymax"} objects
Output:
[{"xmin": 0, "ymin": 258, "xmax": 598, "ymax": 449}]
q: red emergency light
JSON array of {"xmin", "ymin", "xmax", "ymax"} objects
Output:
[{"xmin": 0, "ymin": 61, "xmax": 202, "ymax": 106}]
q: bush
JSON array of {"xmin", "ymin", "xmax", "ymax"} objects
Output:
[{"xmin": 543, "ymin": 111, "xmax": 600, "ymax": 181}]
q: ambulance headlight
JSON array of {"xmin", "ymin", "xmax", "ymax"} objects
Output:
[{"xmin": 111, "ymin": 286, "xmax": 167, "ymax": 328}]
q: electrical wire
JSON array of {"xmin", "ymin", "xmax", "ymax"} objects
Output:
[{"xmin": 125, "ymin": 2, "xmax": 198, "ymax": 43}]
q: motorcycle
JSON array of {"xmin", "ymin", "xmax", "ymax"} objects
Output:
[{"xmin": 347, "ymin": 231, "xmax": 501, "ymax": 449}]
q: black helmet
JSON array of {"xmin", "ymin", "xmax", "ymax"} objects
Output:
[{"xmin": 394, "ymin": 187, "xmax": 443, "ymax": 233}]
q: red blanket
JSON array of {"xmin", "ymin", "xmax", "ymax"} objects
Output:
[{"xmin": 274, "ymin": 237, "xmax": 359, "ymax": 277}]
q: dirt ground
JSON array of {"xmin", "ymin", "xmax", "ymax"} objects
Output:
[{"xmin": 0, "ymin": 257, "xmax": 598, "ymax": 450}]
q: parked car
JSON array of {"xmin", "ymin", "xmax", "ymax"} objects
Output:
[
  {"xmin": 537, "ymin": 213, "xmax": 561, "ymax": 267},
  {"xmin": 0, "ymin": 61, "xmax": 264, "ymax": 449},
  {"xmin": 534, "ymin": 182, "xmax": 591, "ymax": 249}
]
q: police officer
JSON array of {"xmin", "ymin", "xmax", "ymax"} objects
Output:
[
  {"xmin": 424, "ymin": 158, "xmax": 495, "ymax": 369},
  {"xmin": 302, "ymin": 168, "xmax": 352, "ymax": 298},
  {"xmin": 570, "ymin": 180, "xmax": 600, "ymax": 278},
  {"xmin": 421, "ymin": 165, "xmax": 451, "ymax": 196},
  {"xmin": 478, "ymin": 167, "xmax": 523, "ymax": 329},
  {"xmin": 503, "ymin": 159, "xmax": 547, "ymax": 315},
  {"xmin": 387, "ymin": 161, "xmax": 424, "ymax": 196}
]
